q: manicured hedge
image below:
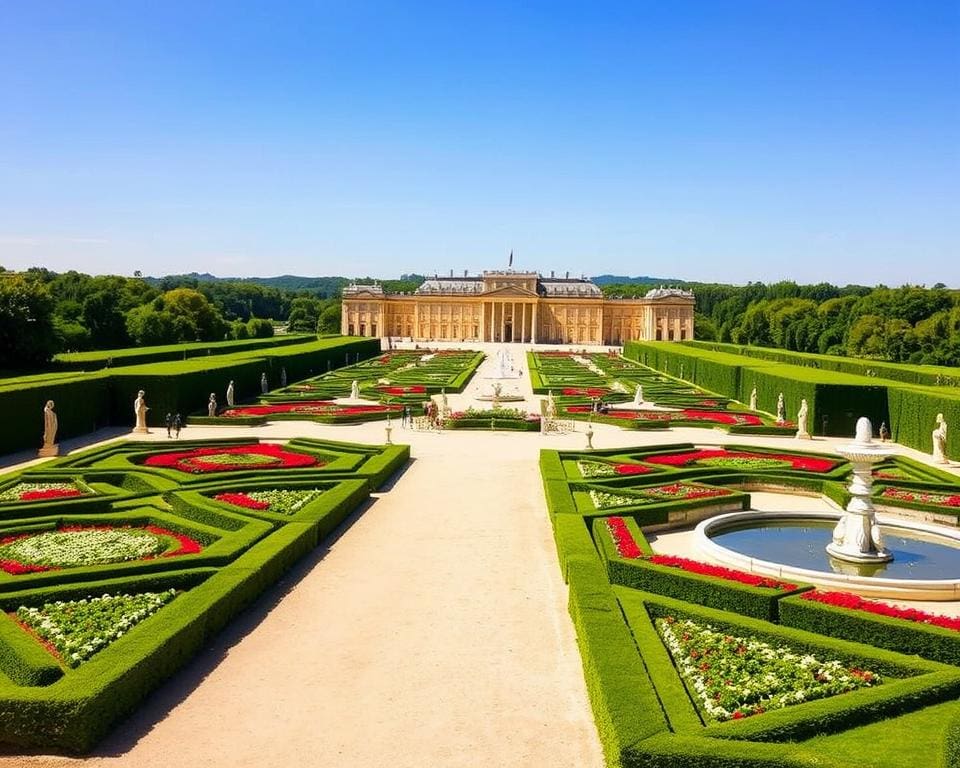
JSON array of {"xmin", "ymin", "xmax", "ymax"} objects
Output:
[
  {"xmin": 0, "ymin": 435, "xmax": 404, "ymax": 751},
  {"xmin": 0, "ymin": 337, "xmax": 380, "ymax": 456},
  {"xmin": 779, "ymin": 594, "xmax": 960, "ymax": 667},
  {"xmin": 52, "ymin": 335, "xmax": 315, "ymax": 372}
]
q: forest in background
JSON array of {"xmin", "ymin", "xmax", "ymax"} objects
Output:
[{"xmin": 2, "ymin": 266, "xmax": 958, "ymax": 369}]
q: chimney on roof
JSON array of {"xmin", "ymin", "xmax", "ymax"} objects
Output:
[
  {"xmin": 450, "ymin": 269, "xmax": 454, "ymax": 277},
  {"xmin": 551, "ymin": 270, "xmax": 555, "ymax": 278},
  {"xmin": 565, "ymin": 271, "xmax": 570, "ymax": 279},
  {"xmin": 464, "ymin": 269, "xmax": 468, "ymax": 277}
]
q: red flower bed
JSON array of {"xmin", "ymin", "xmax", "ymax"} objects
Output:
[
  {"xmin": 603, "ymin": 518, "xmax": 796, "ymax": 590},
  {"xmin": 143, "ymin": 524, "xmax": 203, "ymax": 556},
  {"xmin": 143, "ymin": 443, "xmax": 319, "ymax": 473},
  {"xmin": 615, "ymin": 463, "xmax": 651, "ymax": 475},
  {"xmin": 605, "ymin": 516, "xmax": 644, "ymax": 558},
  {"xmin": 648, "ymin": 555, "xmax": 797, "ymax": 590},
  {"xmin": 677, "ymin": 410, "xmax": 763, "ymax": 426},
  {"xmin": 562, "ymin": 387, "xmax": 609, "ymax": 397},
  {"xmin": 644, "ymin": 449, "xmax": 838, "ymax": 473},
  {"xmin": 214, "ymin": 492, "xmax": 270, "ymax": 510},
  {"xmin": 19, "ymin": 488, "xmax": 83, "ymax": 501},
  {"xmin": 800, "ymin": 590, "xmax": 960, "ymax": 631},
  {"xmin": 377, "ymin": 385, "xmax": 427, "ymax": 395},
  {"xmin": 880, "ymin": 487, "xmax": 960, "ymax": 508},
  {"xmin": 221, "ymin": 402, "xmax": 401, "ymax": 418}
]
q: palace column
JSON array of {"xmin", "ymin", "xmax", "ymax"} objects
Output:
[
  {"xmin": 499, "ymin": 302, "xmax": 506, "ymax": 343},
  {"xmin": 532, "ymin": 303, "xmax": 538, "ymax": 344},
  {"xmin": 521, "ymin": 303, "xmax": 527, "ymax": 343},
  {"xmin": 511, "ymin": 301, "xmax": 516, "ymax": 342},
  {"xmin": 480, "ymin": 301, "xmax": 487, "ymax": 342}
]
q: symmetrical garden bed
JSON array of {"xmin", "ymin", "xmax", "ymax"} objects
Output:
[
  {"xmin": 0, "ymin": 436, "xmax": 408, "ymax": 752},
  {"xmin": 528, "ymin": 350, "xmax": 795, "ymax": 434},
  {"xmin": 541, "ymin": 442, "xmax": 960, "ymax": 766}
]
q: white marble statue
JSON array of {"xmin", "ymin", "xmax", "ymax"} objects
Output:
[
  {"xmin": 933, "ymin": 413, "xmax": 949, "ymax": 464},
  {"xmin": 260, "ymin": 372, "xmax": 268, "ymax": 394},
  {"xmin": 749, "ymin": 386, "xmax": 758, "ymax": 411},
  {"xmin": 633, "ymin": 385, "xmax": 644, "ymax": 406},
  {"xmin": 208, "ymin": 393, "xmax": 217, "ymax": 417},
  {"xmin": 547, "ymin": 389, "xmax": 557, "ymax": 420},
  {"xmin": 351, "ymin": 380, "xmax": 360, "ymax": 400},
  {"xmin": 280, "ymin": 367, "xmax": 287, "ymax": 388},
  {"xmin": 226, "ymin": 380, "xmax": 235, "ymax": 407},
  {"xmin": 39, "ymin": 400, "xmax": 59, "ymax": 457},
  {"xmin": 776, "ymin": 392, "xmax": 785, "ymax": 424},
  {"xmin": 795, "ymin": 398, "xmax": 810, "ymax": 439},
  {"xmin": 133, "ymin": 390, "xmax": 149, "ymax": 433}
]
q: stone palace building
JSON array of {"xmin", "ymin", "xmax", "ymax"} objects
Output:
[{"xmin": 341, "ymin": 270, "xmax": 695, "ymax": 346}]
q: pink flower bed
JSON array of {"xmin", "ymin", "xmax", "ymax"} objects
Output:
[
  {"xmin": 143, "ymin": 444, "xmax": 319, "ymax": 473},
  {"xmin": 800, "ymin": 590, "xmax": 960, "ymax": 631},
  {"xmin": 604, "ymin": 517, "xmax": 795, "ymax": 590},
  {"xmin": 880, "ymin": 487, "xmax": 960, "ymax": 508},
  {"xmin": 562, "ymin": 387, "xmax": 609, "ymax": 397},
  {"xmin": 644, "ymin": 449, "xmax": 838, "ymax": 473}
]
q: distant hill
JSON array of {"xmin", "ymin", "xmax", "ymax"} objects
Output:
[{"xmin": 147, "ymin": 272, "xmax": 683, "ymax": 292}]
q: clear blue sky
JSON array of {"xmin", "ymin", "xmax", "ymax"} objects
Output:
[{"xmin": 0, "ymin": 1, "xmax": 957, "ymax": 286}]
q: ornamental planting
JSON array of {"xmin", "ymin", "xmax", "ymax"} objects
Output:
[
  {"xmin": 143, "ymin": 443, "xmax": 319, "ymax": 473},
  {"xmin": 213, "ymin": 488, "xmax": 324, "ymax": 515},
  {"xmin": 0, "ymin": 525, "xmax": 203, "ymax": 573},
  {"xmin": 0, "ymin": 480, "xmax": 95, "ymax": 503},
  {"xmin": 656, "ymin": 616, "xmax": 880, "ymax": 721},
  {"xmin": 17, "ymin": 590, "xmax": 178, "ymax": 668}
]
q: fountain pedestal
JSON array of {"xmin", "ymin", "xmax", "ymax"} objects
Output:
[{"xmin": 826, "ymin": 417, "xmax": 894, "ymax": 564}]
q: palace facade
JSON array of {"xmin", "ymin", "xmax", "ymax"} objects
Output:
[{"xmin": 341, "ymin": 270, "xmax": 694, "ymax": 346}]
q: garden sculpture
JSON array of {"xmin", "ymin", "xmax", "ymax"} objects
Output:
[
  {"xmin": 39, "ymin": 400, "xmax": 59, "ymax": 457},
  {"xmin": 776, "ymin": 392, "xmax": 785, "ymax": 424},
  {"xmin": 226, "ymin": 380, "xmax": 235, "ymax": 407},
  {"xmin": 933, "ymin": 413, "xmax": 949, "ymax": 464},
  {"xmin": 796, "ymin": 399, "xmax": 810, "ymax": 439},
  {"xmin": 134, "ymin": 390, "xmax": 149, "ymax": 433},
  {"xmin": 208, "ymin": 393, "xmax": 217, "ymax": 417}
]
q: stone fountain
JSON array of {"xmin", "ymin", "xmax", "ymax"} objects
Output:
[{"xmin": 826, "ymin": 416, "xmax": 894, "ymax": 564}]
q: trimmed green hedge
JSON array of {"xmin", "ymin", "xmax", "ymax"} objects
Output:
[{"xmin": 779, "ymin": 594, "xmax": 960, "ymax": 667}]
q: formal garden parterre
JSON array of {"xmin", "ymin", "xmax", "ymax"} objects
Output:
[
  {"xmin": 528, "ymin": 350, "xmax": 796, "ymax": 435},
  {"xmin": 0, "ymin": 435, "xmax": 408, "ymax": 752},
  {"xmin": 541, "ymin": 441, "xmax": 960, "ymax": 767}
]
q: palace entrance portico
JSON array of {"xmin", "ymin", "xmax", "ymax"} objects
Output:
[{"xmin": 480, "ymin": 293, "xmax": 539, "ymax": 343}]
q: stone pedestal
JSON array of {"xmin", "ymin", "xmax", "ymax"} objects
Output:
[
  {"xmin": 37, "ymin": 444, "xmax": 59, "ymax": 458},
  {"xmin": 827, "ymin": 417, "xmax": 893, "ymax": 564}
]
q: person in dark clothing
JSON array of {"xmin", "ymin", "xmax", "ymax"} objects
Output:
[
  {"xmin": 174, "ymin": 413, "xmax": 183, "ymax": 439},
  {"xmin": 165, "ymin": 412, "xmax": 173, "ymax": 438}
]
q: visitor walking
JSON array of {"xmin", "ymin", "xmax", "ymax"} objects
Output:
[
  {"xmin": 173, "ymin": 413, "xmax": 183, "ymax": 439},
  {"xmin": 165, "ymin": 412, "xmax": 173, "ymax": 438}
]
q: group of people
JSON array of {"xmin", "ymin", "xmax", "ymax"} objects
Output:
[
  {"xmin": 398, "ymin": 405, "xmax": 414, "ymax": 427},
  {"xmin": 165, "ymin": 412, "xmax": 183, "ymax": 438}
]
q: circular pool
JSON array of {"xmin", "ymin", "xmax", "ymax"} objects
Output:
[{"xmin": 695, "ymin": 510, "xmax": 960, "ymax": 600}]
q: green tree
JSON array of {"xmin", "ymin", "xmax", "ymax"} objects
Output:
[{"xmin": 0, "ymin": 274, "xmax": 57, "ymax": 368}]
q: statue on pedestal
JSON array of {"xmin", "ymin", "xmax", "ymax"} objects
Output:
[
  {"xmin": 208, "ymin": 393, "xmax": 217, "ymax": 417},
  {"xmin": 351, "ymin": 380, "xmax": 360, "ymax": 400},
  {"xmin": 280, "ymin": 367, "xmax": 287, "ymax": 388},
  {"xmin": 749, "ymin": 386, "xmax": 758, "ymax": 411},
  {"xmin": 776, "ymin": 392, "xmax": 785, "ymax": 424},
  {"xmin": 933, "ymin": 413, "xmax": 949, "ymax": 464},
  {"xmin": 38, "ymin": 400, "xmax": 59, "ymax": 457},
  {"xmin": 133, "ymin": 390, "xmax": 149, "ymax": 433},
  {"xmin": 260, "ymin": 372, "xmax": 268, "ymax": 394},
  {"xmin": 795, "ymin": 399, "xmax": 811, "ymax": 439},
  {"xmin": 226, "ymin": 380, "xmax": 235, "ymax": 407}
]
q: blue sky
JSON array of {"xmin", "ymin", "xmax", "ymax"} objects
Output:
[{"xmin": 0, "ymin": 1, "xmax": 957, "ymax": 285}]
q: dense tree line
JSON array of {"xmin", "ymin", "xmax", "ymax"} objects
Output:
[{"xmin": 602, "ymin": 280, "xmax": 960, "ymax": 365}]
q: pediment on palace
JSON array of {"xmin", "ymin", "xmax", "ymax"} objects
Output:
[{"xmin": 480, "ymin": 286, "xmax": 539, "ymax": 299}]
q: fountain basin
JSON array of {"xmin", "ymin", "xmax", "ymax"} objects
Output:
[{"xmin": 695, "ymin": 510, "xmax": 960, "ymax": 600}]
